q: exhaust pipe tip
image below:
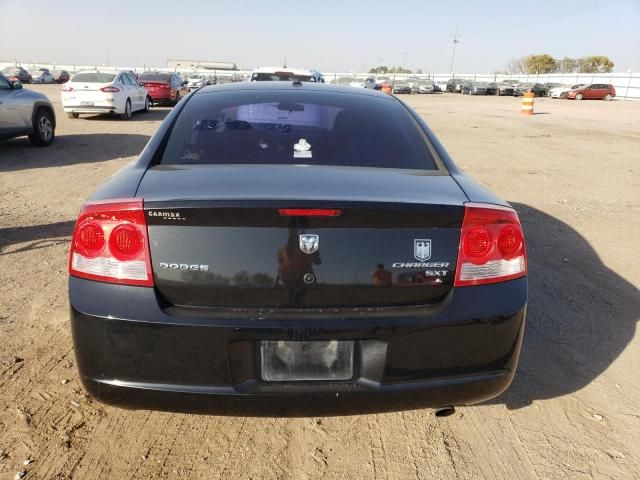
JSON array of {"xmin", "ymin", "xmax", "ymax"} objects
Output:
[{"xmin": 435, "ymin": 406, "xmax": 456, "ymax": 418}]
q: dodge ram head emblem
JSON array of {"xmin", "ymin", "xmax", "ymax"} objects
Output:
[
  {"xmin": 414, "ymin": 239, "xmax": 432, "ymax": 261},
  {"xmin": 299, "ymin": 234, "xmax": 319, "ymax": 254}
]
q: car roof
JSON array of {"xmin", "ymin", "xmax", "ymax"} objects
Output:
[{"xmin": 195, "ymin": 81, "xmax": 392, "ymax": 99}]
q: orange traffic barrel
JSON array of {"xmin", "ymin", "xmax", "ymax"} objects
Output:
[
  {"xmin": 381, "ymin": 83, "xmax": 392, "ymax": 94},
  {"xmin": 521, "ymin": 92, "xmax": 534, "ymax": 115}
]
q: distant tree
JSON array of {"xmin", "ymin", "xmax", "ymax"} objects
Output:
[
  {"xmin": 416, "ymin": 68, "xmax": 423, "ymax": 74},
  {"xmin": 510, "ymin": 54, "xmax": 614, "ymax": 74},
  {"xmin": 577, "ymin": 56, "xmax": 614, "ymax": 73},
  {"xmin": 232, "ymin": 271, "xmax": 252, "ymax": 286},
  {"xmin": 506, "ymin": 58, "xmax": 525, "ymax": 74},
  {"xmin": 387, "ymin": 66, "xmax": 412, "ymax": 74},
  {"xmin": 369, "ymin": 66, "xmax": 389, "ymax": 74},
  {"xmin": 556, "ymin": 57, "xmax": 579, "ymax": 73},
  {"xmin": 522, "ymin": 54, "xmax": 557, "ymax": 74}
]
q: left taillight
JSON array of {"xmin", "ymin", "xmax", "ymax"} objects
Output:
[
  {"xmin": 454, "ymin": 203, "xmax": 527, "ymax": 287},
  {"xmin": 69, "ymin": 198, "xmax": 153, "ymax": 286},
  {"xmin": 61, "ymin": 86, "xmax": 74, "ymax": 92}
]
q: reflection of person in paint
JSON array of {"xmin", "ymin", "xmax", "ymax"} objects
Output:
[
  {"xmin": 372, "ymin": 264, "xmax": 392, "ymax": 287},
  {"xmin": 275, "ymin": 227, "xmax": 322, "ymax": 304}
]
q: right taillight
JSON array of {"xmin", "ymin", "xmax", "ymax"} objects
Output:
[
  {"xmin": 69, "ymin": 198, "xmax": 153, "ymax": 286},
  {"xmin": 454, "ymin": 203, "xmax": 527, "ymax": 287}
]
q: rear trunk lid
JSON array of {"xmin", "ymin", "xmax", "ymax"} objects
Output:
[
  {"xmin": 143, "ymin": 81, "xmax": 170, "ymax": 93},
  {"xmin": 138, "ymin": 165, "xmax": 468, "ymax": 308}
]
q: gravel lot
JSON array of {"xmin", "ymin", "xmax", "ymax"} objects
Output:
[{"xmin": 1, "ymin": 85, "xmax": 639, "ymax": 480}]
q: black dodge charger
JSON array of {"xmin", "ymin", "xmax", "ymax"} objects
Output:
[{"xmin": 69, "ymin": 82, "xmax": 527, "ymax": 411}]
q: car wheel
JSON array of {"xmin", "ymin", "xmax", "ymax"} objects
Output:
[
  {"xmin": 144, "ymin": 96, "xmax": 150, "ymax": 112},
  {"xmin": 604, "ymin": 93, "xmax": 612, "ymax": 101},
  {"xmin": 67, "ymin": 112, "xmax": 79, "ymax": 119},
  {"xmin": 121, "ymin": 99, "xmax": 132, "ymax": 120},
  {"xmin": 28, "ymin": 108, "xmax": 55, "ymax": 147},
  {"xmin": 575, "ymin": 93, "xmax": 583, "ymax": 100}
]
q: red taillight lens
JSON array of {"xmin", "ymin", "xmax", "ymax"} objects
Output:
[
  {"xmin": 278, "ymin": 208, "xmax": 342, "ymax": 217},
  {"xmin": 454, "ymin": 203, "xmax": 527, "ymax": 287},
  {"xmin": 463, "ymin": 225, "xmax": 492, "ymax": 260},
  {"xmin": 497, "ymin": 225, "xmax": 523, "ymax": 257},
  {"xmin": 109, "ymin": 224, "xmax": 144, "ymax": 261},
  {"xmin": 75, "ymin": 222, "xmax": 105, "ymax": 258},
  {"xmin": 100, "ymin": 86, "xmax": 120, "ymax": 93},
  {"xmin": 69, "ymin": 198, "xmax": 153, "ymax": 286},
  {"xmin": 61, "ymin": 86, "xmax": 74, "ymax": 92}
]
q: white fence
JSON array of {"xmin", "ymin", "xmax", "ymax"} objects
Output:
[
  {"xmin": 325, "ymin": 72, "xmax": 640, "ymax": 100},
  {"xmin": 2, "ymin": 61, "xmax": 639, "ymax": 100}
]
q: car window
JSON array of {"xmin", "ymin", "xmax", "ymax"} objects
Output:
[
  {"xmin": 251, "ymin": 72, "xmax": 315, "ymax": 82},
  {"xmin": 140, "ymin": 73, "xmax": 171, "ymax": 82},
  {"xmin": 161, "ymin": 90, "xmax": 439, "ymax": 170},
  {"xmin": 72, "ymin": 72, "xmax": 117, "ymax": 83},
  {"xmin": 0, "ymin": 75, "xmax": 11, "ymax": 90}
]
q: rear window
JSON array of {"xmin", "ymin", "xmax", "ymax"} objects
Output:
[
  {"xmin": 160, "ymin": 90, "xmax": 438, "ymax": 170},
  {"xmin": 72, "ymin": 72, "xmax": 116, "ymax": 83},
  {"xmin": 251, "ymin": 72, "xmax": 315, "ymax": 82},
  {"xmin": 140, "ymin": 73, "xmax": 171, "ymax": 82}
]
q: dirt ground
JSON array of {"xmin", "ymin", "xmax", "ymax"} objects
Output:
[{"xmin": 1, "ymin": 85, "xmax": 639, "ymax": 479}]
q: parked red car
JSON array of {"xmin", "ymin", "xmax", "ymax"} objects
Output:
[
  {"xmin": 566, "ymin": 84, "xmax": 615, "ymax": 100},
  {"xmin": 139, "ymin": 72, "xmax": 189, "ymax": 105}
]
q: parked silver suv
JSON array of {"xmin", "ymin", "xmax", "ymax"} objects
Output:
[{"xmin": 0, "ymin": 73, "xmax": 55, "ymax": 146}]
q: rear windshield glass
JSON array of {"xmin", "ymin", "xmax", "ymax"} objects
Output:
[
  {"xmin": 72, "ymin": 72, "xmax": 116, "ymax": 83},
  {"xmin": 140, "ymin": 73, "xmax": 171, "ymax": 82},
  {"xmin": 251, "ymin": 72, "xmax": 315, "ymax": 82},
  {"xmin": 160, "ymin": 90, "xmax": 438, "ymax": 170}
]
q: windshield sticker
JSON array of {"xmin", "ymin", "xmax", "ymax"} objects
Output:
[
  {"xmin": 180, "ymin": 149, "xmax": 204, "ymax": 161},
  {"xmin": 293, "ymin": 139, "xmax": 312, "ymax": 158}
]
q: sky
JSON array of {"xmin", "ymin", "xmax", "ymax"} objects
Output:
[{"xmin": 1, "ymin": 0, "xmax": 638, "ymax": 73}]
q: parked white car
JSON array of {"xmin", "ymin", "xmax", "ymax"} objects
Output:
[
  {"xmin": 415, "ymin": 81, "xmax": 435, "ymax": 94},
  {"xmin": 30, "ymin": 68, "xmax": 54, "ymax": 84},
  {"xmin": 186, "ymin": 74, "xmax": 210, "ymax": 90},
  {"xmin": 61, "ymin": 70, "xmax": 150, "ymax": 119},
  {"xmin": 549, "ymin": 83, "xmax": 585, "ymax": 99},
  {"xmin": 435, "ymin": 81, "xmax": 449, "ymax": 92}
]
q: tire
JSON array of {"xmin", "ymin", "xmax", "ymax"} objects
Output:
[
  {"xmin": 575, "ymin": 93, "xmax": 583, "ymax": 101},
  {"xmin": 67, "ymin": 112, "xmax": 79, "ymax": 119},
  {"xmin": 28, "ymin": 108, "xmax": 55, "ymax": 147},
  {"xmin": 121, "ymin": 99, "xmax": 132, "ymax": 120},
  {"xmin": 604, "ymin": 93, "xmax": 612, "ymax": 101},
  {"xmin": 144, "ymin": 95, "xmax": 150, "ymax": 112}
]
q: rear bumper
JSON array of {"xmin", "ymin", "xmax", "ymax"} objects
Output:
[
  {"xmin": 63, "ymin": 106, "xmax": 118, "ymax": 114},
  {"xmin": 148, "ymin": 93, "xmax": 172, "ymax": 102},
  {"xmin": 69, "ymin": 276, "xmax": 527, "ymax": 412}
]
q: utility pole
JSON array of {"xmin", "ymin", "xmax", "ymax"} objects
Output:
[
  {"xmin": 449, "ymin": 27, "xmax": 461, "ymax": 74},
  {"xmin": 402, "ymin": 50, "xmax": 408, "ymax": 73}
]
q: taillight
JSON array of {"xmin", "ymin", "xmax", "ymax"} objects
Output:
[
  {"xmin": 69, "ymin": 198, "xmax": 153, "ymax": 286},
  {"xmin": 278, "ymin": 209, "xmax": 342, "ymax": 217},
  {"xmin": 454, "ymin": 203, "xmax": 526, "ymax": 287},
  {"xmin": 61, "ymin": 86, "xmax": 74, "ymax": 92},
  {"xmin": 100, "ymin": 86, "xmax": 120, "ymax": 93}
]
